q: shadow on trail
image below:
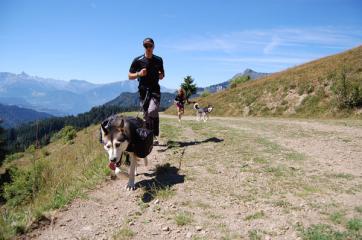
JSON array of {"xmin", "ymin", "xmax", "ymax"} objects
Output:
[
  {"xmin": 157, "ymin": 137, "xmax": 224, "ymax": 153},
  {"xmin": 135, "ymin": 163, "xmax": 185, "ymax": 203}
]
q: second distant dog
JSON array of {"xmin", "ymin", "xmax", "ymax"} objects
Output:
[{"xmin": 194, "ymin": 103, "xmax": 214, "ymax": 122}]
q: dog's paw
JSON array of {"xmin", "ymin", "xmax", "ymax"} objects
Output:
[{"xmin": 125, "ymin": 181, "xmax": 136, "ymax": 191}]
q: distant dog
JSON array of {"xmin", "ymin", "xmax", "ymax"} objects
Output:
[
  {"xmin": 100, "ymin": 115, "xmax": 153, "ymax": 190},
  {"xmin": 194, "ymin": 103, "xmax": 214, "ymax": 122}
]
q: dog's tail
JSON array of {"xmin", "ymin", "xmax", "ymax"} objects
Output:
[{"xmin": 193, "ymin": 103, "xmax": 199, "ymax": 110}]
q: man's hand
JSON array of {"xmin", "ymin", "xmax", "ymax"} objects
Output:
[
  {"xmin": 129, "ymin": 68, "xmax": 147, "ymax": 80},
  {"xmin": 159, "ymin": 71, "xmax": 164, "ymax": 80},
  {"xmin": 139, "ymin": 68, "xmax": 147, "ymax": 77}
]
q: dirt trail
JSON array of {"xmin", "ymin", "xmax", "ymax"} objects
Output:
[
  {"xmin": 23, "ymin": 115, "xmax": 362, "ymax": 240},
  {"xmin": 26, "ymin": 144, "xmax": 174, "ymax": 240}
]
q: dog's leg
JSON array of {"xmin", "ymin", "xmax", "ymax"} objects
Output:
[{"xmin": 126, "ymin": 153, "xmax": 137, "ymax": 190}]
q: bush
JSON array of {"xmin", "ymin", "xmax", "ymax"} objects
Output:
[
  {"xmin": 347, "ymin": 218, "xmax": 362, "ymax": 231},
  {"xmin": 332, "ymin": 69, "xmax": 362, "ymax": 109},
  {"xmin": 230, "ymin": 75, "xmax": 251, "ymax": 89},
  {"xmin": 4, "ymin": 152, "xmax": 24, "ymax": 163},
  {"xmin": 3, "ymin": 159, "xmax": 49, "ymax": 207},
  {"xmin": 200, "ymin": 90, "xmax": 211, "ymax": 97},
  {"xmin": 51, "ymin": 126, "xmax": 77, "ymax": 144}
]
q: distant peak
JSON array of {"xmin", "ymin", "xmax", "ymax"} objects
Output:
[
  {"xmin": 20, "ymin": 71, "xmax": 29, "ymax": 76},
  {"xmin": 69, "ymin": 79, "xmax": 88, "ymax": 83},
  {"xmin": 243, "ymin": 68, "xmax": 255, "ymax": 74}
]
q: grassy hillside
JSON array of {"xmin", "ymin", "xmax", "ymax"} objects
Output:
[
  {"xmin": 0, "ymin": 123, "xmax": 110, "ymax": 239},
  {"xmin": 166, "ymin": 46, "xmax": 362, "ymax": 118}
]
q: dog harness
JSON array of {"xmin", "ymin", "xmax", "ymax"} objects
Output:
[{"xmin": 100, "ymin": 115, "xmax": 153, "ymax": 159}]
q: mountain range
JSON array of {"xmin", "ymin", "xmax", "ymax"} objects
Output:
[
  {"xmin": 104, "ymin": 92, "xmax": 176, "ymax": 110},
  {"xmin": 0, "ymin": 69, "xmax": 268, "ymax": 126},
  {"xmin": 0, "ymin": 72, "xmax": 173, "ymax": 116},
  {"xmin": 196, "ymin": 68, "xmax": 270, "ymax": 93},
  {"xmin": 0, "ymin": 103, "xmax": 52, "ymax": 128}
]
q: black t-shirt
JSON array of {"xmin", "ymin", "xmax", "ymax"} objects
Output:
[
  {"xmin": 175, "ymin": 95, "xmax": 186, "ymax": 105},
  {"xmin": 129, "ymin": 54, "xmax": 165, "ymax": 94}
]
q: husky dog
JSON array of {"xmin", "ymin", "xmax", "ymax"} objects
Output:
[
  {"xmin": 100, "ymin": 115, "xmax": 153, "ymax": 190},
  {"xmin": 194, "ymin": 103, "xmax": 214, "ymax": 122}
]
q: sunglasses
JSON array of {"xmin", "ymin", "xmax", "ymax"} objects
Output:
[{"xmin": 143, "ymin": 44, "xmax": 154, "ymax": 49}]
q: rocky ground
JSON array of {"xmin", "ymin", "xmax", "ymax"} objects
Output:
[{"xmin": 23, "ymin": 115, "xmax": 362, "ymax": 239}]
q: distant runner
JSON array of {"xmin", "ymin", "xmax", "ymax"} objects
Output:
[{"xmin": 174, "ymin": 88, "xmax": 190, "ymax": 123}]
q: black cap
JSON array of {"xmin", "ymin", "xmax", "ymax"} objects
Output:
[{"xmin": 143, "ymin": 37, "xmax": 154, "ymax": 45}]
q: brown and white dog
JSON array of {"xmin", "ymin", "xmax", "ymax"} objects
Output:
[
  {"xmin": 100, "ymin": 115, "xmax": 153, "ymax": 190},
  {"xmin": 194, "ymin": 103, "xmax": 214, "ymax": 122}
]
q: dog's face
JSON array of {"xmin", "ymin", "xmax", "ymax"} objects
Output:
[
  {"xmin": 100, "ymin": 117, "xmax": 129, "ymax": 164},
  {"xmin": 207, "ymin": 106, "xmax": 214, "ymax": 113}
]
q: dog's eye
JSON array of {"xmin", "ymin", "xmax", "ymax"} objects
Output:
[
  {"xmin": 115, "ymin": 143, "xmax": 121, "ymax": 148},
  {"xmin": 106, "ymin": 145, "xmax": 111, "ymax": 149}
]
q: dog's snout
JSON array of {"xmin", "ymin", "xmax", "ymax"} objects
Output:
[{"xmin": 110, "ymin": 158, "xmax": 117, "ymax": 163}]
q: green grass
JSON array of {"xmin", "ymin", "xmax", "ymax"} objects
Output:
[
  {"xmin": 3, "ymin": 152, "xmax": 24, "ymax": 164},
  {"xmin": 256, "ymin": 137, "xmax": 281, "ymax": 153},
  {"xmin": 245, "ymin": 211, "xmax": 265, "ymax": 221},
  {"xmin": 175, "ymin": 211, "xmax": 193, "ymax": 226},
  {"xmin": 329, "ymin": 211, "xmax": 345, "ymax": 224},
  {"xmin": 160, "ymin": 119, "xmax": 183, "ymax": 140},
  {"xmin": 248, "ymin": 230, "xmax": 262, "ymax": 240},
  {"xmin": 301, "ymin": 224, "xmax": 346, "ymax": 240},
  {"xmin": 264, "ymin": 165, "xmax": 288, "ymax": 177},
  {"xmin": 273, "ymin": 200, "xmax": 291, "ymax": 208},
  {"xmin": 347, "ymin": 218, "xmax": 362, "ymax": 231},
  {"xmin": 0, "ymin": 125, "xmax": 110, "ymax": 240},
  {"xmin": 355, "ymin": 206, "xmax": 362, "ymax": 213},
  {"xmin": 300, "ymin": 221, "xmax": 362, "ymax": 240},
  {"xmin": 112, "ymin": 226, "xmax": 135, "ymax": 240},
  {"xmin": 329, "ymin": 173, "xmax": 355, "ymax": 180},
  {"xmin": 152, "ymin": 185, "xmax": 175, "ymax": 200},
  {"xmin": 286, "ymin": 152, "xmax": 306, "ymax": 161}
]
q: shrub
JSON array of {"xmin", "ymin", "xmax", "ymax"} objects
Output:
[
  {"xmin": 3, "ymin": 159, "xmax": 49, "ymax": 207},
  {"xmin": 332, "ymin": 69, "xmax": 362, "ymax": 109},
  {"xmin": 230, "ymin": 75, "xmax": 251, "ymax": 88},
  {"xmin": 301, "ymin": 224, "xmax": 345, "ymax": 240},
  {"xmin": 51, "ymin": 126, "xmax": 77, "ymax": 144},
  {"xmin": 175, "ymin": 211, "xmax": 193, "ymax": 226},
  {"xmin": 347, "ymin": 218, "xmax": 362, "ymax": 231},
  {"xmin": 4, "ymin": 152, "xmax": 24, "ymax": 163},
  {"xmin": 200, "ymin": 90, "xmax": 211, "ymax": 97}
]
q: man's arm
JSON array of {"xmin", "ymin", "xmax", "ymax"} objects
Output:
[
  {"xmin": 158, "ymin": 58, "xmax": 165, "ymax": 80},
  {"xmin": 128, "ymin": 72, "xmax": 138, "ymax": 80},
  {"xmin": 128, "ymin": 68, "xmax": 147, "ymax": 80},
  {"xmin": 128, "ymin": 58, "xmax": 147, "ymax": 80}
]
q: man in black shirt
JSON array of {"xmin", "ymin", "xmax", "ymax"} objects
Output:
[{"xmin": 128, "ymin": 38, "xmax": 165, "ymax": 144}]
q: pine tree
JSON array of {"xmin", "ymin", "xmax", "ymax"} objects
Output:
[{"xmin": 181, "ymin": 75, "xmax": 197, "ymax": 99}]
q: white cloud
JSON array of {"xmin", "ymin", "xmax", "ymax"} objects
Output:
[
  {"xmin": 165, "ymin": 26, "xmax": 362, "ymax": 53},
  {"xmin": 197, "ymin": 56, "xmax": 316, "ymax": 65},
  {"xmin": 263, "ymin": 35, "xmax": 281, "ymax": 54}
]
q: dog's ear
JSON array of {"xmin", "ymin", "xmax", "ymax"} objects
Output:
[
  {"xmin": 115, "ymin": 118, "xmax": 125, "ymax": 132},
  {"xmin": 101, "ymin": 119, "xmax": 109, "ymax": 135}
]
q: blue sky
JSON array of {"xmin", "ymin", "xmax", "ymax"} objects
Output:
[{"xmin": 0, "ymin": 0, "xmax": 361, "ymax": 89}]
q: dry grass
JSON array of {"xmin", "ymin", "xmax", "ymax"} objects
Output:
[
  {"xmin": 165, "ymin": 45, "xmax": 362, "ymax": 118},
  {"xmin": 0, "ymin": 124, "xmax": 110, "ymax": 239}
]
